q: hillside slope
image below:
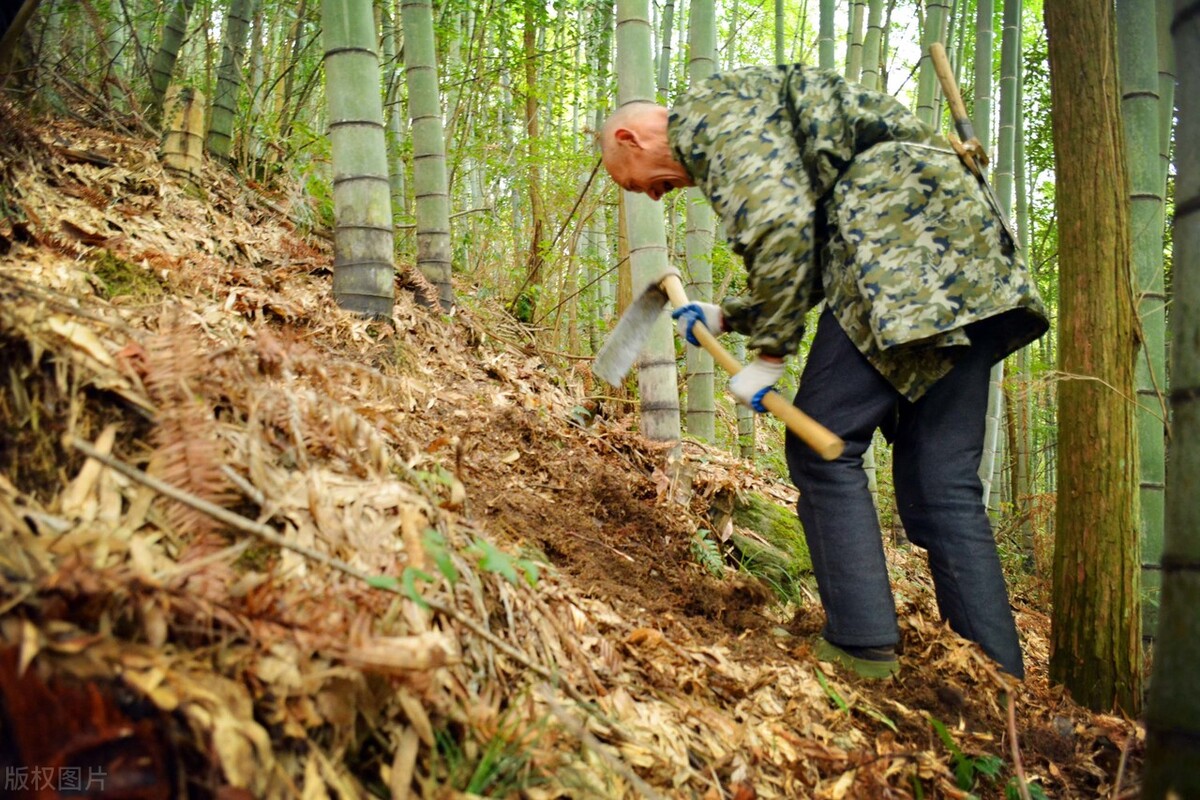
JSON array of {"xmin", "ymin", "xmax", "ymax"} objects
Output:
[{"xmin": 0, "ymin": 105, "xmax": 1139, "ymax": 799}]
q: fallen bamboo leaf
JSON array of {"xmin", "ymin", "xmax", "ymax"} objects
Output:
[
  {"xmin": 59, "ymin": 423, "xmax": 118, "ymax": 519},
  {"xmin": 389, "ymin": 726, "xmax": 420, "ymax": 800},
  {"xmin": 44, "ymin": 314, "xmax": 116, "ymax": 367},
  {"xmin": 341, "ymin": 630, "xmax": 460, "ymax": 673}
]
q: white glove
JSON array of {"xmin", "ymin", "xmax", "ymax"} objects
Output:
[
  {"xmin": 671, "ymin": 302, "xmax": 724, "ymax": 346},
  {"xmin": 729, "ymin": 357, "xmax": 785, "ymax": 412}
]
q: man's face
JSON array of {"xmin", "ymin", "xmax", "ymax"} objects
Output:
[{"xmin": 603, "ymin": 129, "xmax": 694, "ymax": 202}]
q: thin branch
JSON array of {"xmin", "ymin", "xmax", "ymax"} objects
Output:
[
  {"xmin": 508, "ymin": 156, "xmax": 603, "ymax": 318},
  {"xmin": 1006, "ymin": 692, "xmax": 1033, "ymax": 800},
  {"xmin": 395, "ymin": 206, "xmax": 493, "ymax": 230}
]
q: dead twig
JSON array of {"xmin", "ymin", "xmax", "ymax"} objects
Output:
[
  {"xmin": 1112, "ymin": 732, "xmax": 1132, "ymax": 800},
  {"xmin": 1006, "ymin": 692, "xmax": 1032, "ymax": 800}
]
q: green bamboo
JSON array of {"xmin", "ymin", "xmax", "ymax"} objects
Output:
[
  {"xmin": 915, "ymin": 0, "xmax": 948, "ymax": 125},
  {"xmin": 860, "ymin": 0, "xmax": 884, "ymax": 89},
  {"xmin": 974, "ymin": 0, "xmax": 994, "ymax": 195},
  {"xmin": 1118, "ymin": 0, "xmax": 1167, "ymax": 640},
  {"xmin": 879, "ymin": 0, "xmax": 895, "ymax": 91},
  {"xmin": 818, "ymin": 0, "xmax": 835, "ymax": 70},
  {"xmin": 734, "ymin": 335, "xmax": 755, "ymax": 457},
  {"xmin": 1144, "ymin": 4, "xmax": 1200, "ymax": 787},
  {"xmin": 146, "ymin": 0, "xmax": 195, "ymax": 123},
  {"xmin": 206, "ymin": 0, "xmax": 256, "ymax": 160},
  {"xmin": 1158, "ymin": 0, "xmax": 1177, "ymax": 193},
  {"xmin": 321, "ymin": 0, "xmax": 395, "ymax": 318},
  {"xmin": 379, "ymin": 0, "xmax": 409, "ymax": 219},
  {"xmin": 845, "ymin": 0, "xmax": 865, "ymax": 81},
  {"xmin": 586, "ymin": 0, "xmax": 615, "ymax": 351},
  {"xmin": 1014, "ymin": 53, "xmax": 1035, "ymax": 561},
  {"xmin": 615, "ymin": 0, "xmax": 680, "ymax": 442},
  {"xmin": 401, "ymin": 0, "xmax": 454, "ymax": 308},
  {"xmin": 656, "ymin": 0, "xmax": 674, "ymax": 100},
  {"xmin": 685, "ymin": 0, "xmax": 716, "ymax": 442},
  {"xmin": 774, "ymin": 0, "xmax": 785, "ymax": 65},
  {"xmin": 977, "ymin": 0, "xmax": 1021, "ymax": 511}
]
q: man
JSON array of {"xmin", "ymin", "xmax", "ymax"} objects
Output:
[{"xmin": 599, "ymin": 65, "xmax": 1048, "ymax": 680}]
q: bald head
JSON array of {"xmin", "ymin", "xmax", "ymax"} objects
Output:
[
  {"xmin": 598, "ymin": 101, "xmax": 663, "ymax": 158},
  {"xmin": 598, "ymin": 102, "xmax": 694, "ymax": 201}
]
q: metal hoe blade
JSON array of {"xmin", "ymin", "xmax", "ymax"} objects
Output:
[{"xmin": 592, "ymin": 283, "xmax": 670, "ymax": 386}]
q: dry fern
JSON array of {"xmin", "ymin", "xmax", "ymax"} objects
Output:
[{"xmin": 142, "ymin": 310, "xmax": 231, "ymax": 539}]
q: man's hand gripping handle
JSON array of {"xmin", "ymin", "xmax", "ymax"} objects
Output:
[{"xmin": 658, "ymin": 273, "xmax": 844, "ymax": 461}]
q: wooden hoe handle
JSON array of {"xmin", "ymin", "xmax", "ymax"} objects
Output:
[
  {"xmin": 659, "ymin": 273, "xmax": 845, "ymax": 461},
  {"xmin": 929, "ymin": 43, "xmax": 972, "ymax": 135},
  {"xmin": 929, "ymin": 42, "xmax": 990, "ymax": 174}
]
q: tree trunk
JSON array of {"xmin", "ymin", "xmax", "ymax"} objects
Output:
[
  {"xmin": 1144, "ymin": 5, "xmax": 1200, "ymax": 789},
  {"xmin": 206, "ymin": 0, "xmax": 256, "ymax": 160},
  {"xmin": 1046, "ymin": 0, "xmax": 1142, "ymax": 714},
  {"xmin": 615, "ymin": 0, "xmax": 680, "ymax": 442},
  {"xmin": 401, "ymin": 0, "xmax": 454, "ymax": 309},
  {"xmin": 322, "ymin": 0, "xmax": 395, "ymax": 318}
]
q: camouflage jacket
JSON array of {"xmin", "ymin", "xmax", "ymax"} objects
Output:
[{"xmin": 667, "ymin": 65, "xmax": 1048, "ymax": 400}]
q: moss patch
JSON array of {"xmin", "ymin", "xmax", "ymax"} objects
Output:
[
  {"xmin": 731, "ymin": 491, "xmax": 812, "ymax": 602},
  {"xmin": 91, "ymin": 250, "xmax": 165, "ymax": 301}
]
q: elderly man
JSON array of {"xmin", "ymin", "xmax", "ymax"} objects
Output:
[{"xmin": 599, "ymin": 65, "xmax": 1048, "ymax": 679}]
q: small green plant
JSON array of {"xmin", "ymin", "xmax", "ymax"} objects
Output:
[
  {"xmin": 1006, "ymin": 777, "xmax": 1049, "ymax": 800},
  {"xmin": 466, "ymin": 537, "xmax": 541, "ymax": 587},
  {"xmin": 432, "ymin": 719, "xmax": 544, "ymax": 796},
  {"xmin": 432, "ymin": 713, "xmax": 548, "ymax": 796},
  {"xmin": 691, "ymin": 528, "xmax": 725, "ymax": 576},
  {"xmin": 815, "ymin": 667, "xmax": 898, "ymax": 731},
  {"xmin": 368, "ymin": 528, "xmax": 540, "ymax": 609},
  {"xmin": 929, "ymin": 715, "xmax": 1004, "ymax": 793}
]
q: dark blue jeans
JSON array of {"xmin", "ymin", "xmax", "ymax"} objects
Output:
[{"xmin": 785, "ymin": 309, "xmax": 1024, "ymax": 678}]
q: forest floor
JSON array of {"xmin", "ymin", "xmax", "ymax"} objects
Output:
[{"xmin": 0, "ymin": 102, "xmax": 1143, "ymax": 799}]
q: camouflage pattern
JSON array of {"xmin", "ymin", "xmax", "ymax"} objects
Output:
[{"xmin": 668, "ymin": 65, "xmax": 1048, "ymax": 400}]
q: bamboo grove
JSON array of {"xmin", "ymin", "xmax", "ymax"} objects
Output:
[{"xmin": 3, "ymin": 0, "xmax": 1199, "ymax": 786}]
